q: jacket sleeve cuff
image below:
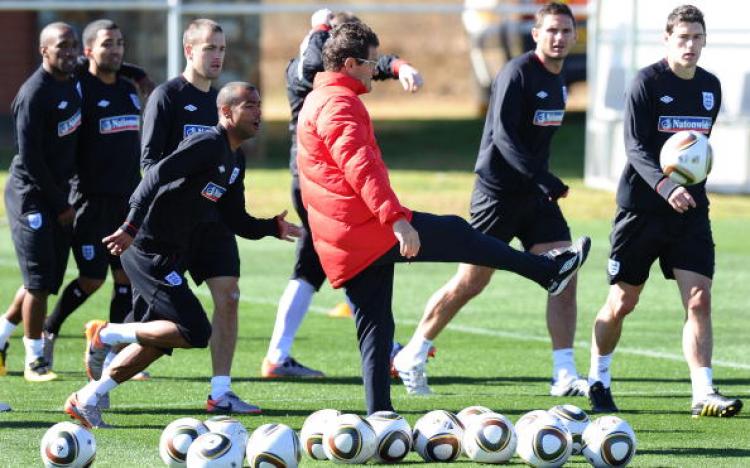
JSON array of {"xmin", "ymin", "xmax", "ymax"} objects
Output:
[{"xmin": 656, "ymin": 177, "xmax": 680, "ymax": 200}]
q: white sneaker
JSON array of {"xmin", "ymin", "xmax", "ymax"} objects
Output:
[
  {"xmin": 397, "ymin": 364, "xmax": 432, "ymax": 395},
  {"xmin": 550, "ymin": 377, "xmax": 589, "ymax": 397}
]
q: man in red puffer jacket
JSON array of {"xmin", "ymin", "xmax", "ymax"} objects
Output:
[{"xmin": 297, "ymin": 21, "xmax": 591, "ymax": 414}]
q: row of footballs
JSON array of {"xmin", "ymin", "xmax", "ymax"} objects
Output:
[{"xmin": 40, "ymin": 404, "xmax": 636, "ymax": 468}]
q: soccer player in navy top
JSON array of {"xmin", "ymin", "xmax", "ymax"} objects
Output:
[
  {"xmin": 38, "ymin": 20, "xmax": 143, "ymax": 375},
  {"xmin": 587, "ymin": 5, "xmax": 742, "ymax": 418},
  {"xmin": 140, "ymin": 19, "xmax": 256, "ymax": 413},
  {"xmin": 394, "ymin": 2, "xmax": 588, "ymax": 397},
  {"xmin": 64, "ymin": 82, "xmax": 300, "ymax": 428},
  {"xmin": 0, "ymin": 23, "xmax": 81, "ymax": 382}
]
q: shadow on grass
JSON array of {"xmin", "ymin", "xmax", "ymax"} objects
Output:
[
  {"xmin": 638, "ymin": 447, "xmax": 750, "ymax": 458},
  {"xmin": 0, "ymin": 420, "xmax": 65, "ymax": 429}
]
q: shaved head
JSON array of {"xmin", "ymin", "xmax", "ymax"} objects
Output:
[
  {"xmin": 217, "ymin": 82, "xmax": 258, "ymax": 109},
  {"xmin": 40, "ymin": 22, "xmax": 75, "ymax": 48}
]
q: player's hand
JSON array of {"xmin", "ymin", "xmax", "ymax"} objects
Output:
[
  {"xmin": 103, "ymin": 228, "xmax": 134, "ymax": 256},
  {"xmin": 392, "ymin": 218, "xmax": 420, "ymax": 258},
  {"xmin": 57, "ymin": 206, "xmax": 75, "ymax": 226},
  {"xmin": 667, "ymin": 186, "xmax": 696, "ymax": 213},
  {"xmin": 398, "ymin": 64, "xmax": 423, "ymax": 93},
  {"xmin": 275, "ymin": 210, "xmax": 302, "ymax": 242}
]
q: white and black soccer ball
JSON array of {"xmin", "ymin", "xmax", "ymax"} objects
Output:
[
  {"xmin": 40, "ymin": 422, "xmax": 96, "ymax": 468},
  {"xmin": 323, "ymin": 413, "xmax": 377, "ymax": 464},
  {"xmin": 300, "ymin": 409, "xmax": 341, "ymax": 460},
  {"xmin": 159, "ymin": 417, "xmax": 209, "ymax": 467},
  {"xmin": 413, "ymin": 410, "xmax": 464, "ymax": 462},
  {"xmin": 204, "ymin": 416, "xmax": 248, "ymax": 454},
  {"xmin": 186, "ymin": 432, "xmax": 245, "ymax": 468},
  {"xmin": 456, "ymin": 405, "xmax": 494, "ymax": 429},
  {"xmin": 366, "ymin": 410, "xmax": 413, "ymax": 463},
  {"xmin": 516, "ymin": 412, "xmax": 573, "ymax": 467},
  {"xmin": 582, "ymin": 416, "xmax": 637, "ymax": 467},
  {"xmin": 514, "ymin": 409, "xmax": 549, "ymax": 435},
  {"xmin": 548, "ymin": 404, "xmax": 590, "ymax": 455},
  {"xmin": 246, "ymin": 423, "xmax": 301, "ymax": 468},
  {"xmin": 660, "ymin": 130, "xmax": 713, "ymax": 185},
  {"xmin": 462, "ymin": 412, "xmax": 517, "ymax": 464}
]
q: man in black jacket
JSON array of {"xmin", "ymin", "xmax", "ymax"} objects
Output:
[{"xmin": 64, "ymin": 82, "xmax": 300, "ymax": 428}]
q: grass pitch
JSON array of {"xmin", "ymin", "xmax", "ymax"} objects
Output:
[{"xmin": 1, "ymin": 117, "xmax": 749, "ymax": 466}]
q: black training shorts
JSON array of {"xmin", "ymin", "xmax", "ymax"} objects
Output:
[
  {"xmin": 185, "ymin": 220, "xmax": 240, "ymax": 285},
  {"xmin": 290, "ymin": 178, "xmax": 327, "ymax": 290},
  {"xmin": 70, "ymin": 194, "xmax": 128, "ymax": 279}
]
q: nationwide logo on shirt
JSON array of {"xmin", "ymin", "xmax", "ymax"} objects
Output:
[
  {"xmin": 201, "ymin": 182, "xmax": 226, "ymax": 202},
  {"xmin": 657, "ymin": 116, "xmax": 712, "ymax": 133},
  {"xmin": 58, "ymin": 109, "xmax": 81, "ymax": 137},
  {"xmin": 183, "ymin": 124, "xmax": 211, "ymax": 139},
  {"xmin": 99, "ymin": 114, "xmax": 140, "ymax": 134},
  {"xmin": 533, "ymin": 109, "xmax": 565, "ymax": 126}
]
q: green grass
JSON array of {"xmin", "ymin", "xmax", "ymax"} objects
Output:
[{"xmin": 1, "ymin": 117, "xmax": 749, "ymax": 466}]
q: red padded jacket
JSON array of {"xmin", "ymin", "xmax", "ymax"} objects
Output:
[{"xmin": 296, "ymin": 72, "xmax": 412, "ymax": 288}]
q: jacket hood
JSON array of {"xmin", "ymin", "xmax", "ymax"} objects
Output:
[{"xmin": 313, "ymin": 71, "xmax": 369, "ymax": 95}]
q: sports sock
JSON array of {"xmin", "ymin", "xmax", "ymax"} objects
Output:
[
  {"xmin": 78, "ymin": 376, "xmax": 119, "ymax": 406},
  {"xmin": 99, "ymin": 323, "xmax": 139, "ymax": 346},
  {"xmin": 44, "ymin": 280, "xmax": 89, "ymax": 335},
  {"xmin": 552, "ymin": 348, "xmax": 578, "ymax": 383},
  {"xmin": 690, "ymin": 367, "xmax": 714, "ymax": 404},
  {"xmin": 588, "ymin": 352, "xmax": 613, "ymax": 388},
  {"xmin": 22, "ymin": 337, "xmax": 43, "ymax": 365},
  {"xmin": 102, "ymin": 350, "xmax": 118, "ymax": 373},
  {"xmin": 0, "ymin": 317, "xmax": 17, "ymax": 349},
  {"xmin": 395, "ymin": 334, "xmax": 433, "ymax": 369},
  {"xmin": 210, "ymin": 376, "xmax": 232, "ymax": 399},
  {"xmin": 266, "ymin": 279, "xmax": 315, "ymax": 364},
  {"xmin": 109, "ymin": 284, "xmax": 132, "ymax": 324}
]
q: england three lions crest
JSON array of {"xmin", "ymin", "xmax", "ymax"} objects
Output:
[{"xmin": 702, "ymin": 92, "xmax": 714, "ymax": 111}]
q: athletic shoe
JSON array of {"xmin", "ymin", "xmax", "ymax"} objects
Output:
[
  {"xmin": 130, "ymin": 370, "xmax": 151, "ymax": 381},
  {"xmin": 546, "ymin": 236, "xmax": 591, "ymax": 296},
  {"xmin": 84, "ymin": 320, "xmax": 110, "ymax": 381},
  {"xmin": 98, "ymin": 392, "xmax": 110, "ymax": 410},
  {"xmin": 0, "ymin": 342, "xmax": 8, "ymax": 376},
  {"xmin": 206, "ymin": 391, "xmax": 262, "ymax": 415},
  {"xmin": 64, "ymin": 392, "xmax": 112, "ymax": 428},
  {"xmin": 0, "ymin": 402, "xmax": 10, "ymax": 412},
  {"xmin": 396, "ymin": 363, "xmax": 432, "ymax": 395},
  {"xmin": 692, "ymin": 389, "xmax": 743, "ymax": 418},
  {"xmin": 588, "ymin": 381, "xmax": 619, "ymax": 413},
  {"xmin": 389, "ymin": 342, "xmax": 437, "ymax": 378},
  {"xmin": 550, "ymin": 377, "xmax": 589, "ymax": 397},
  {"xmin": 261, "ymin": 357, "xmax": 325, "ymax": 378},
  {"xmin": 42, "ymin": 331, "xmax": 56, "ymax": 370},
  {"xmin": 24, "ymin": 357, "xmax": 58, "ymax": 382}
]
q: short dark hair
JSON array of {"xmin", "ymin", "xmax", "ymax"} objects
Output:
[
  {"xmin": 534, "ymin": 2, "xmax": 576, "ymax": 29},
  {"xmin": 183, "ymin": 18, "xmax": 223, "ymax": 47},
  {"xmin": 217, "ymin": 81, "xmax": 258, "ymax": 108},
  {"xmin": 666, "ymin": 4, "xmax": 705, "ymax": 34},
  {"xmin": 82, "ymin": 19, "xmax": 119, "ymax": 48},
  {"xmin": 331, "ymin": 11, "xmax": 361, "ymax": 27},
  {"xmin": 322, "ymin": 22, "xmax": 379, "ymax": 72}
]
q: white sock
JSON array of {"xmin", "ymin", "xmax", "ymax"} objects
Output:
[
  {"xmin": 210, "ymin": 376, "xmax": 232, "ymax": 399},
  {"xmin": 690, "ymin": 367, "xmax": 714, "ymax": 404},
  {"xmin": 22, "ymin": 337, "xmax": 43, "ymax": 365},
  {"xmin": 99, "ymin": 323, "xmax": 139, "ymax": 346},
  {"xmin": 78, "ymin": 376, "xmax": 119, "ymax": 406},
  {"xmin": 588, "ymin": 353, "xmax": 613, "ymax": 388},
  {"xmin": 0, "ymin": 317, "xmax": 17, "ymax": 349},
  {"xmin": 266, "ymin": 279, "xmax": 315, "ymax": 364},
  {"xmin": 103, "ymin": 350, "xmax": 118, "ymax": 373},
  {"xmin": 552, "ymin": 348, "xmax": 578, "ymax": 383},
  {"xmin": 395, "ymin": 334, "xmax": 433, "ymax": 369}
]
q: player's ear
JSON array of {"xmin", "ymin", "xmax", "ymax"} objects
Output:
[
  {"xmin": 184, "ymin": 43, "xmax": 193, "ymax": 61},
  {"xmin": 531, "ymin": 26, "xmax": 540, "ymax": 43}
]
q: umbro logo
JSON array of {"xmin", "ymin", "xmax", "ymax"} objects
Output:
[
  {"xmin": 660, "ymin": 95, "xmax": 674, "ymax": 104},
  {"xmin": 97, "ymin": 99, "xmax": 110, "ymax": 108},
  {"xmin": 58, "ymin": 101, "xmax": 68, "ymax": 109},
  {"xmin": 184, "ymin": 104, "xmax": 197, "ymax": 112},
  {"xmin": 536, "ymin": 91, "xmax": 548, "ymax": 99}
]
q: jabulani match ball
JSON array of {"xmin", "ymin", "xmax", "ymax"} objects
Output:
[
  {"xmin": 413, "ymin": 410, "xmax": 464, "ymax": 462},
  {"xmin": 516, "ymin": 412, "xmax": 573, "ymax": 467},
  {"xmin": 456, "ymin": 405, "xmax": 494, "ymax": 428},
  {"xmin": 159, "ymin": 417, "xmax": 209, "ymax": 466},
  {"xmin": 322, "ymin": 413, "xmax": 377, "ymax": 464},
  {"xmin": 40, "ymin": 422, "xmax": 96, "ymax": 468},
  {"xmin": 514, "ymin": 409, "xmax": 549, "ymax": 435},
  {"xmin": 204, "ymin": 416, "xmax": 248, "ymax": 454},
  {"xmin": 548, "ymin": 404, "xmax": 590, "ymax": 455},
  {"xmin": 246, "ymin": 423, "xmax": 301, "ymax": 468},
  {"xmin": 660, "ymin": 130, "xmax": 713, "ymax": 185},
  {"xmin": 366, "ymin": 410, "xmax": 412, "ymax": 463},
  {"xmin": 582, "ymin": 416, "xmax": 637, "ymax": 467},
  {"xmin": 186, "ymin": 432, "xmax": 245, "ymax": 468},
  {"xmin": 300, "ymin": 409, "xmax": 341, "ymax": 460},
  {"xmin": 462, "ymin": 412, "xmax": 517, "ymax": 464}
]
